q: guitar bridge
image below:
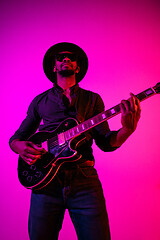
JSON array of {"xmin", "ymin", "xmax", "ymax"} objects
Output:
[{"xmin": 58, "ymin": 132, "xmax": 66, "ymax": 146}]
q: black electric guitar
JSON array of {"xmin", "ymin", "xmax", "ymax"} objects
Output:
[{"xmin": 18, "ymin": 83, "xmax": 160, "ymax": 190}]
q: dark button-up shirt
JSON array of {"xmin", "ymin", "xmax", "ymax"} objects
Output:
[{"xmin": 9, "ymin": 84, "xmax": 118, "ymax": 161}]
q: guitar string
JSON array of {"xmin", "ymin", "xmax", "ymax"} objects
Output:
[
  {"xmin": 47, "ymin": 122, "xmax": 91, "ymax": 148},
  {"xmin": 45, "ymin": 103, "xmax": 138, "ymax": 149},
  {"xmin": 47, "ymin": 123, "xmax": 91, "ymax": 149},
  {"xmin": 46, "ymin": 115, "xmax": 112, "ymax": 149},
  {"xmin": 49, "ymin": 140, "xmax": 59, "ymax": 148},
  {"xmin": 47, "ymin": 91, "xmax": 154, "ymax": 149}
]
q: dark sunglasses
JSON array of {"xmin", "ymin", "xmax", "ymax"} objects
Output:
[{"xmin": 55, "ymin": 53, "xmax": 77, "ymax": 62}]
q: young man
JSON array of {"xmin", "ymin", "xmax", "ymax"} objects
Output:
[{"xmin": 9, "ymin": 42, "xmax": 141, "ymax": 240}]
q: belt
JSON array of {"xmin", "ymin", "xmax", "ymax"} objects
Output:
[
  {"xmin": 60, "ymin": 160, "xmax": 94, "ymax": 170},
  {"xmin": 78, "ymin": 160, "xmax": 94, "ymax": 167}
]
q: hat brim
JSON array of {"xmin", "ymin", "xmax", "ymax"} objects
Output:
[{"xmin": 43, "ymin": 42, "xmax": 88, "ymax": 83}]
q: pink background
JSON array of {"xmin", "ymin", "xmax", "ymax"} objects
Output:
[{"xmin": 1, "ymin": 0, "xmax": 160, "ymax": 239}]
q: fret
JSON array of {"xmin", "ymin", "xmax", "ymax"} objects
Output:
[
  {"xmin": 114, "ymin": 104, "xmax": 121, "ymax": 113},
  {"xmin": 95, "ymin": 114, "xmax": 101, "ymax": 122},
  {"xmin": 103, "ymin": 104, "xmax": 121, "ymax": 121},
  {"xmin": 76, "ymin": 126, "xmax": 80, "ymax": 133},
  {"xmin": 84, "ymin": 120, "xmax": 91, "ymax": 129},
  {"xmin": 101, "ymin": 113, "xmax": 106, "ymax": 119},
  {"xmin": 145, "ymin": 88, "xmax": 155, "ymax": 96},
  {"xmin": 85, "ymin": 122, "xmax": 89, "ymax": 129},
  {"xmin": 136, "ymin": 87, "xmax": 155, "ymax": 101},
  {"xmin": 110, "ymin": 108, "xmax": 116, "ymax": 114},
  {"xmin": 65, "ymin": 131, "xmax": 69, "ymax": 140},
  {"xmin": 75, "ymin": 126, "xmax": 81, "ymax": 134},
  {"xmin": 64, "ymin": 131, "xmax": 70, "ymax": 140},
  {"xmin": 78, "ymin": 124, "xmax": 85, "ymax": 132},
  {"xmin": 94, "ymin": 116, "xmax": 100, "ymax": 124},
  {"xmin": 105, "ymin": 110, "xmax": 113, "ymax": 118},
  {"xmin": 90, "ymin": 117, "xmax": 96, "ymax": 125},
  {"xmin": 68, "ymin": 129, "xmax": 73, "ymax": 138},
  {"xmin": 71, "ymin": 129, "xmax": 75, "ymax": 135},
  {"xmin": 91, "ymin": 119, "xmax": 94, "ymax": 125},
  {"xmin": 87, "ymin": 120, "xmax": 92, "ymax": 128},
  {"xmin": 136, "ymin": 92, "xmax": 146, "ymax": 101}
]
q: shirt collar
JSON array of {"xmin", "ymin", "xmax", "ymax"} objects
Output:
[{"xmin": 53, "ymin": 83, "xmax": 80, "ymax": 96}]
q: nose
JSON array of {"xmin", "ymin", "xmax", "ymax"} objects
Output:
[{"xmin": 63, "ymin": 56, "xmax": 71, "ymax": 62}]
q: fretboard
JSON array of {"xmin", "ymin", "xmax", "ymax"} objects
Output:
[{"xmin": 64, "ymin": 86, "xmax": 157, "ymax": 141}]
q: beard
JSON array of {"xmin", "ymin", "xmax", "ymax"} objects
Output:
[{"xmin": 59, "ymin": 69, "xmax": 75, "ymax": 77}]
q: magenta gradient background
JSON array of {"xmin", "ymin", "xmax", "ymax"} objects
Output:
[{"xmin": 1, "ymin": 1, "xmax": 160, "ymax": 239}]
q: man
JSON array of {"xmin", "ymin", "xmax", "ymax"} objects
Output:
[{"xmin": 9, "ymin": 42, "xmax": 141, "ymax": 240}]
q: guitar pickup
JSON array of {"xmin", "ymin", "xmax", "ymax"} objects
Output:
[{"xmin": 58, "ymin": 132, "xmax": 66, "ymax": 146}]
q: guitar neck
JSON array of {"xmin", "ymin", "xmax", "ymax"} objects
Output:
[{"xmin": 64, "ymin": 86, "xmax": 158, "ymax": 141}]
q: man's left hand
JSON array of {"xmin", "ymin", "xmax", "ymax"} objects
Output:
[{"xmin": 120, "ymin": 93, "xmax": 141, "ymax": 134}]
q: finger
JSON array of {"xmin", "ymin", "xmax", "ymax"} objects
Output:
[
  {"xmin": 27, "ymin": 141, "xmax": 46, "ymax": 152},
  {"xmin": 136, "ymin": 105, "xmax": 141, "ymax": 121},
  {"xmin": 121, "ymin": 100, "xmax": 130, "ymax": 112},
  {"xmin": 25, "ymin": 156, "xmax": 41, "ymax": 165},
  {"xmin": 120, "ymin": 102, "xmax": 126, "ymax": 114},
  {"xmin": 129, "ymin": 93, "xmax": 137, "ymax": 112},
  {"xmin": 135, "ymin": 96, "xmax": 141, "ymax": 112},
  {"xmin": 26, "ymin": 159, "xmax": 37, "ymax": 165},
  {"xmin": 22, "ymin": 156, "xmax": 37, "ymax": 165},
  {"xmin": 25, "ymin": 144, "xmax": 46, "ymax": 155},
  {"xmin": 130, "ymin": 93, "xmax": 141, "ymax": 119},
  {"xmin": 130, "ymin": 93, "xmax": 141, "ymax": 109},
  {"xmin": 24, "ymin": 152, "xmax": 42, "ymax": 160},
  {"xmin": 24, "ymin": 147, "xmax": 41, "ymax": 156}
]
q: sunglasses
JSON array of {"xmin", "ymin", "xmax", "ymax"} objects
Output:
[{"xmin": 55, "ymin": 53, "xmax": 77, "ymax": 62}]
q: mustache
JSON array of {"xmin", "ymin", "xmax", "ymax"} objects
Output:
[{"xmin": 61, "ymin": 63, "xmax": 72, "ymax": 67}]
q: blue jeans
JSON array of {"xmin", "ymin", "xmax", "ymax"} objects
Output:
[{"xmin": 28, "ymin": 166, "xmax": 111, "ymax": 240}]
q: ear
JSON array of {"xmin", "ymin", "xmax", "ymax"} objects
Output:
[
  {"xmin": 53, "ymin": 66, "xmax": 57, "ymax": 72},
  {"xmin": 75, "ymin": 66, "xmax": 80, "ymax": 73}
]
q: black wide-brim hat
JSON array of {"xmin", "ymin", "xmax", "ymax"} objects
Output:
[{"xmin": 43, "ymin": 42, "xmax": 88, "ymax": 83}]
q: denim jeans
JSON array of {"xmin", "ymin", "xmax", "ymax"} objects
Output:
[{"xmin": 28, "ymin": 166, "xmax": 111, "ymax": 240}]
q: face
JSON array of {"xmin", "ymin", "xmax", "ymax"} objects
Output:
[{"xmin": 54, "ymin": 51, "xmax": 80, "ymax": 77}]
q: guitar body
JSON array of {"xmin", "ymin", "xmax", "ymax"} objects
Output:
[
  {"xmin": 17, "ymin": 83, "xmax": 160, "ymax": 190},
  {"xmin": 18, "ymin": 118, "xmax": 85, "ymax": 190}
]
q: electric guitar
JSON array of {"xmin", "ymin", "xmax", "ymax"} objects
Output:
[{"xmin": 18, "ymin": 83, "xmax": 160, "ymax": 190}]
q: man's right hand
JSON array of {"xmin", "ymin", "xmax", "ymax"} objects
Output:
[{"xmin": 11, "ymin": 140, "xmax": 47, "ymax": 165}]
